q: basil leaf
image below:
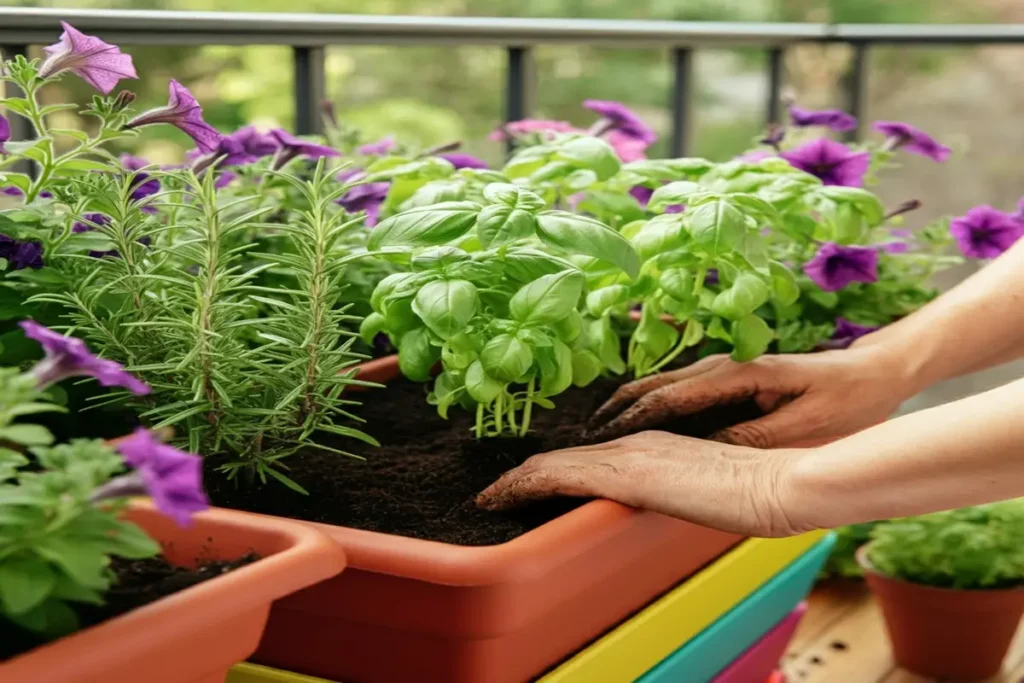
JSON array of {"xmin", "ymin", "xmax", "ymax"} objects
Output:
[
  {"xmin": 635, "ymin": 309, "xmax": 680, "ymax": 358},
  {"xmin": 730, "ymin": 314, "xmax": 774, "ymax": 362},
  {"xmin": 659, "ymin": 268, "xmax": 695, "ymax": 301},
  {"xmin": 588, "ymin": 317, "xmax": 626, "ymax": 375},
  {"xmin": 397, "ymin": 328, "xmax": 438, "ymax": 382},
  {"xmin": 648, "ymin": 181, "xmax": 701, "ymax": 212},
  {"xmin": 686, "ymin": 198, "xmax": 746, "ymax": 256},
  {"xmin": 536, "ymin": 339, "xmax": 573, "ymax": 397},
  {"xmin": 552, "ymin": 309, "xmax": 583, "ymax": 344},
  {"xmin": 769, "ymin": 261, "xmax": 800, "ymax": 307},
  {"xmin": 481, "ymin": 334, "xmax": 534, "ymax": 383},
  {"xmin": 555, "ymin": 137, "xmax": 621, "ymax": 181},
  {"xmin": 631, "ymin": 214, "xmax": 688, "ymax": 262},
  {"xmin": 501, "ymin": 248, "xmax": 578, "ymax": 283},
  {"xmin": 411, "ymin": 246, "xmax": 470, "ymax": 271},
  {"xmin": 369, "ymin": 201, "xmax": 481, "ymax": 249},
  {"xmin": 509, "ymin": 270, "xmax": 585, "ymax": 327},
  {"xmin": 476, "ymin": 204, "xmax": 537, "ymax": 247},
  {"xmin": 412, "ymin": 279, "xmax": 479, "ymax": 340},
  {"xmin": 370, "ymin": 272, "xmax": 435, "ymax": 314},
  {"xmin": 482, "ymin": 183, "xmax": 545, "ymax": 212},
  {"xmin": 571, "ymin": 350, "xmax": 603, "ymax": 387},
  {"xmin": 359, "ymin": 312, "xmax": 387, "ymax": 345},
  {"xmin": 586, "ymin": 284, "xmax": 631, "ymax": 317},
  {"xmin": 536, "ymin": 211, "xmax": 640, "ymax": 279},
  {"xmin": 465, "ymin": 360, "xmax": 503, "ymax": 403},
  {"xmin": 441, "ymin": 332, "xmax": 478, "ymax": 370},
  {"xmin": 711, "ymin": 272, "xmax": 771, "ymax": 320}
]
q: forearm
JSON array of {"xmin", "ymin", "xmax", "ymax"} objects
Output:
[
  {"xmin": 853, "ymin": 237, "xmax": 1024, "ymax": 393},
  {"xmin": 787, "ymin": 376, "xmax": 1024, "ymax": 529}
]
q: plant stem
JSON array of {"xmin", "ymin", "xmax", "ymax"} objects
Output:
[
  {"xmin": 519, "ymin": 379, "xmax": 535, "ymax": 437},
  {"xmin": 646, "ymin": 332, "xmax": 691, "ymax": 376},
  {"xmin": 475, "ymin": 403, "xmax": 484, "ymax": 438},
  {"xmin": 495, "ymin": 391, "xmax": 504, "ymax": 435}
]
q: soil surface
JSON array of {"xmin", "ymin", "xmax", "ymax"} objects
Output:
[
  {"xmin": 0, "ymin": 553, "xmax": 258, "ymax": 662},
  {"xmin": 207, "ymin": 372, "xmax": 763, "ymax": 546}
]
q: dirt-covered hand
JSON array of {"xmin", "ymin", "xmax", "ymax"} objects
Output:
[
  {"xmin": 587, "ymin": 344, "xmax": 914, "ymax": 448},
  {"xmin": 475, "ymin": 430, "xmax": 810, "ymax": 537}
]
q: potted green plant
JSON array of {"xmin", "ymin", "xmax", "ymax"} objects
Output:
[{"xmin": 858, "ymin": 501, "xmax": 1024, "ymax": 680}]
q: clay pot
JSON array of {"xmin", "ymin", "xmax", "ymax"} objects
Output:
[
  {"xmin": 251, "ymin": 355, "xmax": 743, "ymax": 683},
  {"xmin": 0, "ymin": 503, "xmax": 345, "ymax": 683},
  {"xmin": 858, "ymin": 545, "xmax": 1024, "ymax": 680}
]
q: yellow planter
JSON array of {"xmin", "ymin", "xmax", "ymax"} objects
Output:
[
  {"xmin": 539, "ymin": 530, "xmax": 826, "ymax": 683},
  {"xmin": 228, "ymin": 531, "xmax": 824, "ymax": 683}
]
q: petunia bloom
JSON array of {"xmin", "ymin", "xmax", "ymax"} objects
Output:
[
  {"xmin": 949, "ymin": 205, "xmax": 1024, "ymax": 259},
  {"xmin": 605, "ymin": 130, "xmax": 648, "ymax": 162},
  {"xmin": 583, "ymin": 100, "xmax": 657, "ymax": 146},
  {"xmin": 38, "ymin": 22, "xmax": 137, "ymax": 95},
  {"xmin": 0, "ymin": 114, "xmax": 9, "ymax": 154},
  {"xmin": 1013, "ymin": 197, "xmax": 1024, "ymax": 223},
  {"xmin": 120, "ymin": 155, "xmax": 161, "ymax": 204},
  {"xmin": 788, "ymin": 105, "xmax": 857, "ymax": 132},
  {"xmin": 337, "ymin": 169, "xmax": 389, "ymax": 227},
  {"xmin": 438, "ymin": 153, "xmax": 488, "ymax": 170},
  {"xmin": 630, "ymin": 185, "xmax": 683, "ymax": 214},
  {"xmin": 202, "ymin": 126, "xmax": 279, "ymax": 167},
  {"xmin": 20, "ymin": 320, "xmax": 151, "ymax": 394},
  {"xmin": 270, "ymin": 129, "xmax": 340, "ymax": 169},
  {"xmin": 873, "ymin": 121, "xmax": 951, "ymax": 163},
  {"xmin": 781, "ymin": 138, "xmax": 869, "ymax": 187},
  {"xmin": 360, "ymin": 137, "xmax": 396, "ymax": 156},
  {"xmin": 73, "ymin": 212, "xmax": 110, "ymax": 233},
  {"xmin": 490, "ymin": 119, "xmax": 580, "ymax": 142},
  {"xmin": 804, "ymin": 242, "xmax": 879, "ymax": 291},
  {"xmin": 1, "ymin": 187, "xmax": 52, "ymax": 200},
  {"xmin": 820, "ymin": 317, "xmax": 880, "ymax": 350},
  {"xmin": 114, "ymin": 429, "xmax": 209, "ymax": 527},
  {"xmin": 125, "ymin": 80, "xmax": 220, "ymax": 153},
  {"xmin": 736, "ymin": 149, "xmax": 776, "ymax": 163},
  {"xmin": 0, "ymin": 235, "xmax": 44, "ymax": 270}
]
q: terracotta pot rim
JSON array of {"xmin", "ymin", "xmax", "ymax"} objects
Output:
[{"xmin": 856, "ymin": 543, "xmax": 1024, "ymax": 596}]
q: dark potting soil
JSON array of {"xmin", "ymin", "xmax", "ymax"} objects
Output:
[
  {"xmin": 207, "ymin": 372, "xmax": 763, "ymax": 546},
  {"xmin": 0, "ymin": 553, "xmax": 258, "ymax": 662}
]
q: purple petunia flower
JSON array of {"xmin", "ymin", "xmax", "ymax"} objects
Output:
[
  {"xmin": 781, "ymin": 138, "xmax": 870, "ymax": 187},
  {"xmin": 873, "ymin": 121, "xmax": 951, "ymax": 163},
  {"xmin": 38, "ymin": 22, "xmax": 137, "ymax": 95},
  {"xmin": 438, "ymin": 153, "xmax": 488, "ymax": 170},
  {"xmin": 203, "ymin": 126, "xmax": 279, "ymax": 166},
  {"xmin": 214, "ymin": 171, "xmax": 237, "ymax": 189},
  {"xmin": 120, "ymin": 155, "xmax": 161, "ymax": 204},
  {"xmin": 359, "ymin": 137, "xmax": 396, "ymax": 156},
  {"xmin": 269, "ymin": 129, "xmax": 339, "ymax": 169},
  {"xmin": 490, "ymin": 119, "xmax": 581, "ymax": 142},
  {"xmin": 1013, "ymin": 197, "xmax": 1024, "ymax": 223},
  {"xmin": 337, "ymin": 169, "xmax": 389, "ymax": 227},
  {"xmin": 804, "ymin": 242, "xmax": 879, "ymax": 291},
  {"xmin": 1, "ymin": 187, "xmax": 52, "ymax": 200},
  {"xmin": 114, "ymin": 429, "xmax": 209, "ymax": 527},
  {"xmin": 949, "ymin": 205, "xmax": 1024, "ymax": 259},
  {"xmin": 0, "ymin": 114, "xmax": 9, "ymax": 154},
  {"xmin": 583, "ymin": 100, "xmax": 657, "ymax": 146},
  {"xmin": 630, "ymin": 186, "xmax": 653, "ymax": 205},
  {"xmin": 606, "ymin": 130, "xmax": 648, "ymax": 162},
  {"xmin": 737, "ymin": 149, "xmax": 776, "ymax": 163},
  {"xmin": 125, "ymin": 80, "xmax": 220, "ymax": 154},
  {"xmin": 705, "ymin": 268, "xmax": 720, "ymax": 286},
  {"xmin": 820, "ymin": 317, "xmax": 880, "ymax": 350},
  {"xmin": 73, "ymin": 212, "xmax": 110, "ymax": 233},
  {"xmin": 20, "ymin": 320, "xmax": 151, "ymax": 394},
  {"xmin": 788, "ymin": 105, "xmax": 857, "ymax": 132},
  {"xmin": 0, "ymin": 235, "xmax": 43, "ymax": 270}
]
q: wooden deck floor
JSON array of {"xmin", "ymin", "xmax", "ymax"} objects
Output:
[{"xmin": 783, "ymin": 581, "xmax": 1024, "ymax": 683}]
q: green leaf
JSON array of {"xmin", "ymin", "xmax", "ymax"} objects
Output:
[
  {"xmin": 397, "ymin": 328, "xmax": 438, "ymax": 382},
  {"xmin": 730, "ymin": 315, "xmax": 774, "ymax": 362},
  {"xmin": 501, "ymin": 248, "xmax": 577, "ymax": 282},
  {"xmin": 576, "ymin": 191, "xmax": 646, "ymax": 224},
  {"xmin": 555, "ymin": 137, "xmax": 621, "ymax": 180},
  {"xmin": 412, "ymin": 279, "xmax": 479, "ymax": 340},
  {"xmin": 359, "ymin": 312, "xmax": 387, "ymax": 345},
  {"xmin": 368, "ymin": 201, "xmax": 481, "ymax": 249},
  {"xmin": 681, "ymin": 319, "xmax": 705, "ymax": 348},
  {"xmin": 106, "ymin": 521, "xmax": 161, "ymax": 559},
  {"xmin": 403, "ymin": 179, "xmax": 466, "ymax": 208},
  {"xmin": 634, "ymin": 309, "xmax": 680, "ymax": 358},
  {"xmin": 536, "ymin": 339, "xmax": 573, "ymax": 397},
  {"xmin": 482, "ymin": 183, "xmax": 545, "ymax": 212},
  {"xmin": 430, "ymin": 371, "xmax": 464, "ymax": 418},
  {"xmin": 571, "ymin": 350, "xmax": 602, "ymax": 387},
  {"xmin": 536, "ymin": 211, "xmax": 640, "ymax": 279},
  {"xmin": 687, "ymin": 198, "xmax": 746, "ymax": 256},
  {"xmin": 588, "ymin": 317, "xmax": 626, "ymax": 375},
  {"xmin": 769, "ymin": 261, "xmax": 801, "ymax": 307},
  {"xmin": 659, "ymin": 268, "xmax": 695, "ymax": 301},
  {"xmin": 0, "ymin": 424, "xmax": 54, "ymax": 446},
  {"xmin": 411, "ymin": 246, "xmax": 470, "ymax": 271},
  {"xmin": 476, "ymin": 204, "xmax": 536, "ymax": 247},
  {"xmin": 630, "ymin": 214, "xmax": 688, "ymax": 262},
  {"xmin": 33, "ymin": 537, "xmax": 109, "ymax": 590},
  {"xmin": 707, "ymin": 316, "xmax": 733, "ymax": 343},
  {"xmin": 816, "ymin": 186, "xmax": 885, "ymax": 227},
  {"xmin": 0, "ymin": 554, "xmax": 56, "ymax": 615},
  {"xmin": 552, "ymin": 309, "xmax": 583, "ymax": 344},
  {"xmin": 441, "ymin": 332, "xmax": 478, "ymax": 370},
  {"xmin": 648, "ymin": 181, "xmax": 701, "ymax": 212},
  {"xmin": 481, "ymin": 334, "xmax": 533, "ymax": 383},
  {"xmin": 586, "ymin": 284, "xmax": 631, "ymax": 317},
  {"xmin": 711, "ymin": 272, "xmax": 771, "ymax": 320},
  {"xmin": 370, "ymin": 272, "xmax": 435, "ymax": 314},
  {"xmin": 465, "ymin": 360, "xmax": 503, "ymax": 403},
  {"xmin": 509, "ymin": 270, "xmax": 585, "ymax": 327}
]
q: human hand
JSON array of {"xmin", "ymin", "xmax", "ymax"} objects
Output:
[
  {"xmin": 475, "ymin": 430, "xmax": 812, "ymax": 537},
  {"xmin": 587, "ymin": 343, "xmax": 915, "ymax": 448}
]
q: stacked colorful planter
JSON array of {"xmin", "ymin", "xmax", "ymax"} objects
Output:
[{"xmin": 229, "ymin": 531, "xmax": 833, "ymax": 683}]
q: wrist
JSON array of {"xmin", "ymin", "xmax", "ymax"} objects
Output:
[{"xmin": 848, "ymin": 329, "xmax": 932, "ymax": 399}]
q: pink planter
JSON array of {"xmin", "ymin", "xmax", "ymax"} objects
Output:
[{"xmin": 712, "ymin": 602, "xmax": 807, "ymax": 683}]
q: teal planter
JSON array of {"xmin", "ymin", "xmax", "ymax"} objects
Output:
[{"xmin": 638, "ymin": 532, "xmax": 835, "ymax": 683}]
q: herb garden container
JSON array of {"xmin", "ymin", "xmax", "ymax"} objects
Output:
[
  {"xmin": 858, "ymin": 545, "xmax": 1024, "ymax": 680},
  {"xmin": 0, "ymin": 503, "xmax": 345, "ymax": 683},
  {"xmin": 247, "ymin": 355, "xmax": 743, "ymax": 683}
]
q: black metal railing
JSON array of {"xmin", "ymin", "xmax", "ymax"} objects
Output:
[{"xmin": 2, "ymin": 8, "xmax": 1024, "ymax": 156}]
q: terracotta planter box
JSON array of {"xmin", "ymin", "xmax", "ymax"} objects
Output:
[
  {"xmin": 251, "ymin": 355, "xmax": 743, "ymax": 683},
  {"xmin": 859, "ymin": 546, "xmax": 1024, "ymax": 681},
  {"xmin": 0, "ymin": 504, "xmax": 345, "ymax": 683}
]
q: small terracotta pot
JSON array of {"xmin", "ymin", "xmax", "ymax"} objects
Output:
[
  {"xmin": 858, "ymin": 545, "xmax": 1024, "ymax": 680},
  {"xmin": 251, "ymin": 355, "xmax": 743, "ymax": 683},
  {"xmin": 0, "ymin": 503, "xmax": 345, "ymax": 683}
]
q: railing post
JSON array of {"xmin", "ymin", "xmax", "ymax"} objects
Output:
[
  {"xmin": 503, "ymin": 46, "xmax": 534, "ymax": 155},
  {"xmin": 1, "ymin": 44, "xmax": 34, "ymax": 178},
  {"xmin": 669, "ymin": 47, "xmax": 694, "ymax": 157},
  {"xmin": 765, "ymin": 47, "xmax": 785, "ymax": 126},
  {"xmin": 293, "ymin": 45, "xmax": 325, "ymax": 136},
  {"xmin": 842, "ymin": 42, "xmax": 868, "ymax": 141}
]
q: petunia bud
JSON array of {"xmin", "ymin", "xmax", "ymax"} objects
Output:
[{"xmin": 112, "ymin": 90, "xmax": 137, "ymax": 113}]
